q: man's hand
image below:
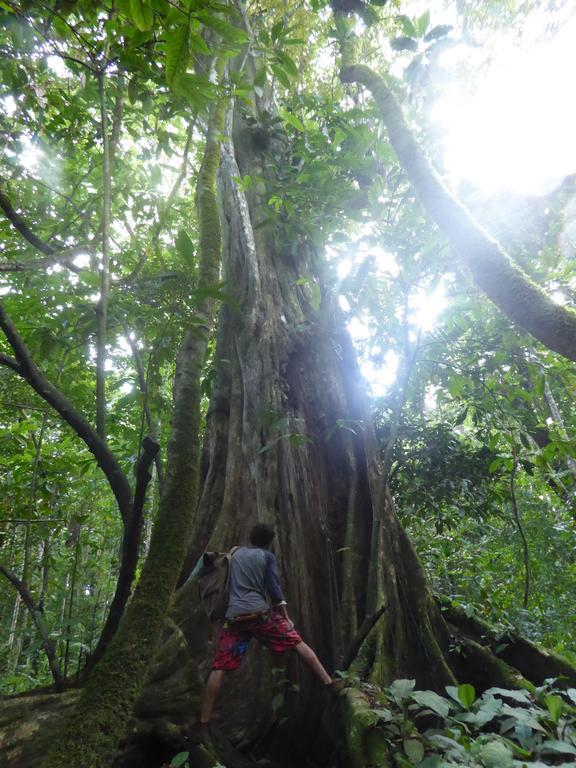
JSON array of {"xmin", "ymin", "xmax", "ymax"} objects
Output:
[{"xmin": 277, "ymin": 602, "xmax": 294, "ymax": 629}]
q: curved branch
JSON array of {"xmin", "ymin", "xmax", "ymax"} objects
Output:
[
  {"xmin": 0, "ymin": 301, "xmax": 133, "ymax": 525},
  {"xmin": 0, "ymin": 562, "xmax": 63, "ymax": 689},
  {"xmin": 0, "ymin": 188, "xmax": 56, "ymax": 255},
  {"xmin": 0, "ymin": 353, "xmax": 21, "ymax": 373},
  {"xmin": 88, "ymin": 437, "xmax": 160, "ymax": 668},
  {"xmin": 0, "ymin": 184, "xmax": 89, "ymax": 271},
  {"xmin": 339, "ymin": 64, "xmax": 576, "ymax": 363},
  {"xmin": 0, "ymin": 248, "xmax": 87, "ymax": 273}
]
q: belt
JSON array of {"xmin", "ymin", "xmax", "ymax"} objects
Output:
[{"xmin": 226, "ymin": 609, "xmax": 270, "ymax": 626}]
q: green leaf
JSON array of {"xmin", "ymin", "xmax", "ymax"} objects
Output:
[
  {"xmin": 176, "ymin": 73, "xmax": 216, "ymax": 110},
  {"xmin": 411, "ymin": 690, "xmax": 451, "ymax": 718},
  {"xmin": 390, "ymin": 36, "xmax": 418, "ymax": 52},
  {"xmin": 175, "ymin": 230, "xmax": 195, "ymax": 265},
  {"xmin": 129, "ymin": 0, "xmax": 153, "ymax": 31},
  {"xmin": 270, "ymin": 20, "xmax": 284, "ymax": 42},
  {"xmin": 424, "ymin": 24, "xmax": 453, "ymax": 42},
  {"xmin": 458, "ymin": 683, "xmax": 475, "ymax": 708},
  {"xmin": 488, "ymin": 457, "xmax": 502, "ymax": 473},
  {"xmin": 127, "ymin": 75, "xmax": 139, "ymax": 104},
  {"xmin": 403, "ymin": 738, "xmax": 424, "ymax": 765},
  {"xmin": 254, "ymin": 65, "xmax": 267, "ymax": 87},
  {"xmin": 484, "ymin": 687, "xmax": 532, "ymax": 703},
  {"xmin": 270, "ymin": 63, "xmax": 291, "ymax": 88},
  {"xmin": 280, "ymin": 109, "xmax": 305, "ymax": 132},
  {"xmin": 372, "ymin": 707, "xmax": 393, "ymax": 721},
  {"xmin": 545, "ymin": 694, "xmax": 563, "ymax": 723},
  {"xmin": 540, "ymin": 739, "xmax": 576, "ymax": 755},
  {"xmin": 418, "ymin": 758, "xmax": 444, "ymax": 768},
  {"xmin": 196, "ymin": 13, "xmax": 247, "ymax": 45},
  {"xmin": 396, "ymin": 14, "xmax": 417, "ymax": 37},
  {"xmin": 188, "ymin": 28, "xmax": 211, "ymax": 55},
  {"xmin": 389, "ymin": 678, "xmax": 415, "ymax": 702},
  {"xmin": 475, "ymin": 696, "xmax": 503, "ymax": 726},
  {"xmin": 170, "ymin": 753, "xmax": 189, "ymax": 768},
  {"xmin": 417, "ymin": 10, "xmax": 430, "ymax": 36},
  {"xmin": 165, "ymin": 24, "xmax": 190, "ymax": 87},
  {"xmin": 274, "ymin": 50, "xmax": 299, "ymax": 78}
]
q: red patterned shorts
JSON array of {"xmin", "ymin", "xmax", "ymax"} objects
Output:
[{"xmin": 212, "ymin": 610, "xmax": 302, "ymax": 670}]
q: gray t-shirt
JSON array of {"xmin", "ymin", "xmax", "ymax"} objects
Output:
[{"xmin": 226, "ymin": 546, "xmax": 285, "ymax": 619}]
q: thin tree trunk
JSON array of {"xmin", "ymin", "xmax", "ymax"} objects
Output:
[
  {"xmin": 63, "ymin": 530, "xmax": 81, "ymax": 679},
  {"xmin": 543, "ymin": 376, "xmax": 576, "ymax": 480},
  {"xmin": 510, "ymin": 460, "xmax": 530, "ymax": 609},
  {"xmin": 96, "ymin": 70, "xmax": 112, "ymax": 439}
]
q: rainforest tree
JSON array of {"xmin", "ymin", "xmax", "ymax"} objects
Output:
[{"xmin": 1, "ymin": 1, "xmax": 576, "ymax": 767}]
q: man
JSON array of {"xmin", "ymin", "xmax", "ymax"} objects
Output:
[{"xmin": 200, "ymin": 522, "xmax": 333, "ymax": 724}]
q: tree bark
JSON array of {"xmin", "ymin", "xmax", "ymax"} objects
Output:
[{"xmin": 178, "ymin": 88, "xmax": 456, "ymax": 752}]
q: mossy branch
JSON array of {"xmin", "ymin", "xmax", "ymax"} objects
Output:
[{"xmin": 339, "ymin": 63, "xmax": 576, "ymax": 363}]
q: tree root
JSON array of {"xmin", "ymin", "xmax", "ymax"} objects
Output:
[{"xmin": 440, "ymin": 599, "xmax": 576, "ymax": 688}]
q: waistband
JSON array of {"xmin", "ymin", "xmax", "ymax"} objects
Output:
[{"xmin": 225, "ymin": 609, "xmax": 271, "ymax": 626}]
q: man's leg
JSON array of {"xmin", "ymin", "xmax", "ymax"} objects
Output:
[
  {"xmin": 294, "ymin": 641, "xmax": 332, "ymax": 684},
  {"xmin": 200, "ymin": 669, "xmax": 225, "ymax": 724},
  {"xmin": 199, "ymin": 622, "xmax": 250, "ymax": 724}
]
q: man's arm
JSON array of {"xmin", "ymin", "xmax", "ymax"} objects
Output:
[{"xmin": 264, "ymin": 551, "xmax": 293, "ymax": 625}]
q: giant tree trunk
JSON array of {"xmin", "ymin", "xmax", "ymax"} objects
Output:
[{"xmin": 179, "ymin": 99, "xmax": 454, "ymax": 750}]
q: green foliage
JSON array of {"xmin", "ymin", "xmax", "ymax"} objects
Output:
[
  {"xmin": 0, "ymin": 0, "xmax": 575, "ymax": 717},
  {"xmin": 359, "ymin": 679, "xmax": 576, "ymax": 767}
]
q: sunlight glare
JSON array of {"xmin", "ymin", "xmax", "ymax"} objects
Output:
[
  {"xmin": 347, "ymin": 316, "xmax": 370, "ymax": 340},
  {"xmin": 1, "ymin": 95, "xmax": 17, "ymax": 116},
  {"xmin": 73, "ymin": 254, "xmax": 91, "ymax": 269},
  {"xmin": 18, "ymin": 137, "xmax": 43, "ymax": 172},
  {"xmin": 46, "ymin": 55, "xmax": 69, "ymax": 77},
  {"xmin": 360, "ymin": 350, "xmax": 400, "ymax": 397},
  {"xmin": 373, "ymin": 247, "xmax": 399, "ymax": 277},
  {"xmin": 339, "ymin": 295, "xmax": 351, "ymax": 312},
  {"xmin": 337, "ymin": 259, "xmax": 352, "ymax": 279},
  {"xmin": 424, "ymin": 384, "xmax": 439, "ymax": 411},
  {"xmin": 409, "ymin": 280, "xmax": 447, "ymax": 331},
  {"xmin": 433, "ymin": 16, "xmax": 576, "ymax": 195}
]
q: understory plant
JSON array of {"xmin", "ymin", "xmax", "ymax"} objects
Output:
[{"xmin": 355, "ymin": 677, "xmax": 576, "ymax": 767}]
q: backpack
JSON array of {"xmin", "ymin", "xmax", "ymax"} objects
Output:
[{"xmin": 197, "ymin": 547, "xmax": 238, "ymax": 622}]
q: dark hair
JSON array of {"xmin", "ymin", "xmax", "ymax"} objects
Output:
[{"xmin": 249, "ymin": 523, "xmax": 275, "ymax": 548}]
